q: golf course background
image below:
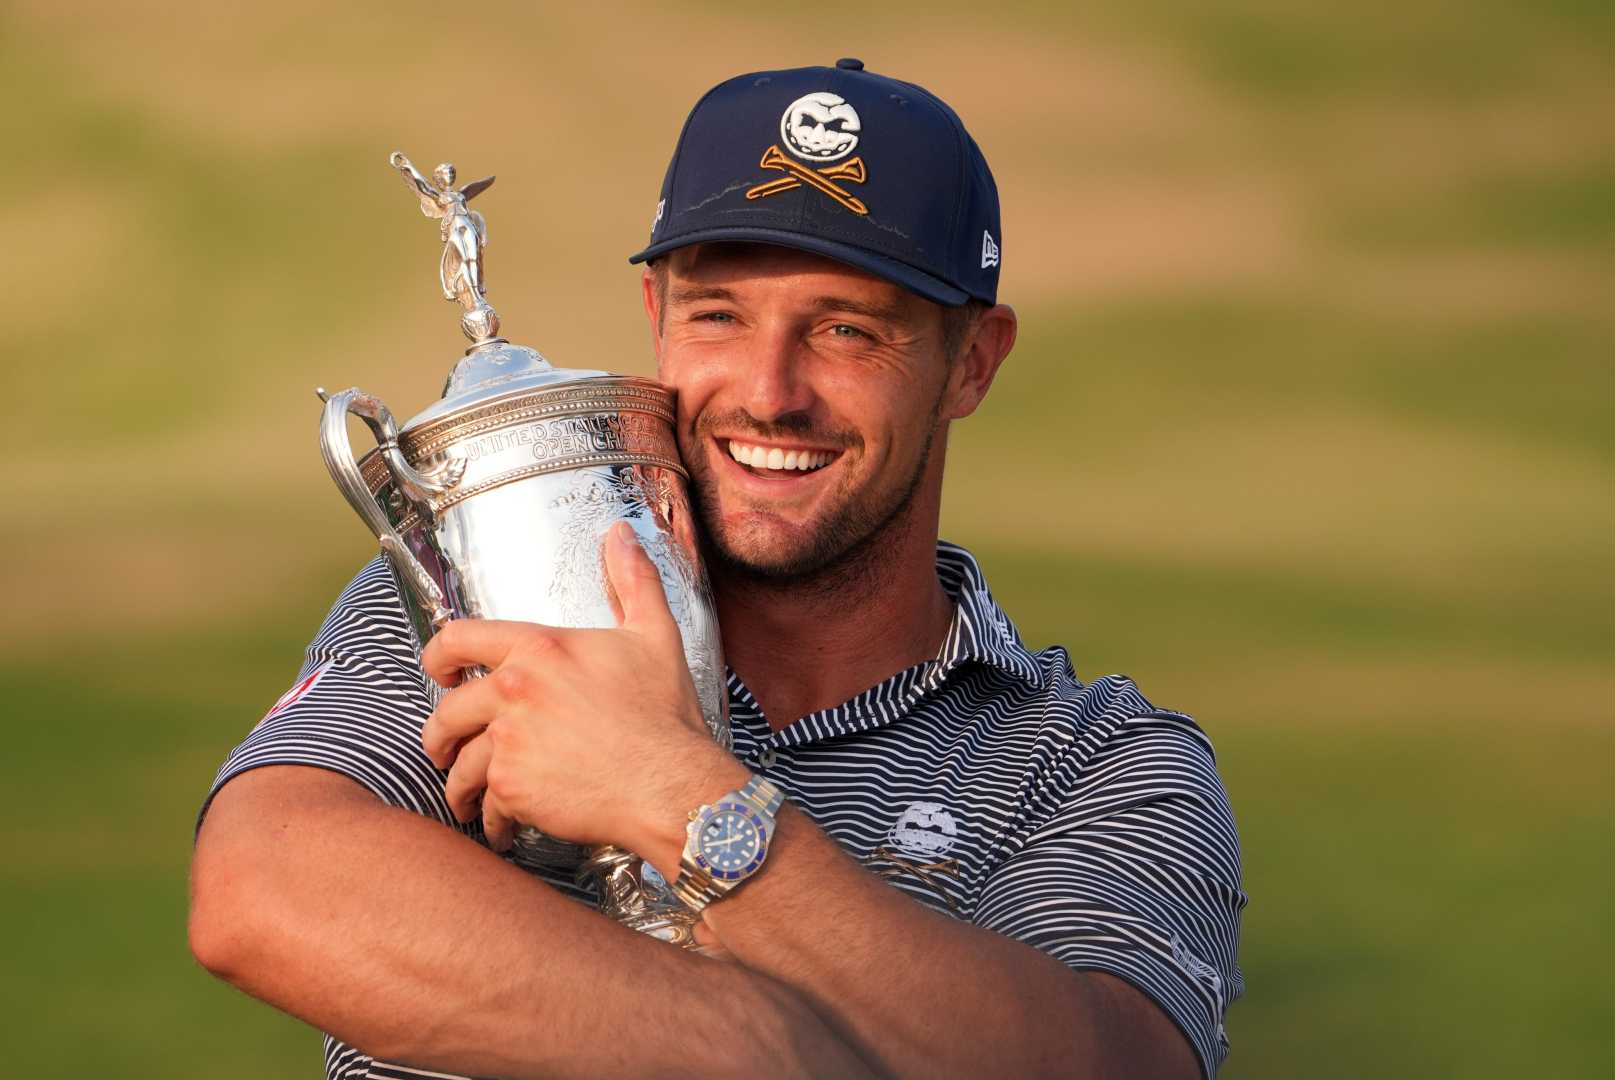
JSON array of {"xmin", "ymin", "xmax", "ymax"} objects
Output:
[{"xmin": 4, "ymin": 1, "xmax": 1611, "ymax": 1076}]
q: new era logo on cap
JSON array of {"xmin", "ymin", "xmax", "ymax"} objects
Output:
[{"xmin": 630, "ymin": 58, "xmax": 1002, "ymax": 308}]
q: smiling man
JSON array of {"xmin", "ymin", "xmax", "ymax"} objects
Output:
[{"xmin": 190, "ymin": 60, "xmax": 1246, "ymax": 1079}]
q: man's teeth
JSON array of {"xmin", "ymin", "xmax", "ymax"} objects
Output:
[{"xmin": 727, "ymin": 440, "xmax": 834, "ymax": 472}]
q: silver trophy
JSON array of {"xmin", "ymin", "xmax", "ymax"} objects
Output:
[{"xmin": 315, "ymin": 152, "xmax": 727, "ymax": 947}]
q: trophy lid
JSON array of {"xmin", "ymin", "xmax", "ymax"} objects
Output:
[
  {"xmin": 402, "ymin": 340, "xmax": 612, "ymax": 432},
  {"xmin": 385, "ymin": 151, "xmax": 620, "ymax": 434}
]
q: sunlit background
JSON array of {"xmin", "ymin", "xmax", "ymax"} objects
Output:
[{"xmin": 4, "ymin": 1, "xmax": 1612, "ymax": 1076}]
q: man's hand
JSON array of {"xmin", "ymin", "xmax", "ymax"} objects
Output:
[{"xmin": 420, "ymin": 522, "xmax": 746, "ymax": 867}]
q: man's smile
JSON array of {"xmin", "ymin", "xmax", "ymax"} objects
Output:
[
  {"xmin": 714, "ymin": 436, "xmax": 844, "ymax": 484},
  {"xmin": 723, "ymin": 437, "xmax": 838, "ymax": 473}
]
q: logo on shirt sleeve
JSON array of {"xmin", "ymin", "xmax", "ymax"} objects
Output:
[
  {"xmin": 258, "ymin": 659, "xmax": 334, "ymax": 725},
  {"xmin": 1170, "ymin": 931, "xmax": 1224, "ymax": 1001}
]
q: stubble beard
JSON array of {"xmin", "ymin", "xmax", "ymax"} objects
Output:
[{"xmin": 686, "ymin": 404, "xmax": 944, "ymax": 600}]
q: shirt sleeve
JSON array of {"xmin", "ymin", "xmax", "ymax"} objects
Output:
[
  {"xmin": 971, "ymin": 710, "xmax": 1247, "ymax": 1077},
  {"xmin": 196, "ymin": 556, "xmax": 464, "ymax": 832}
]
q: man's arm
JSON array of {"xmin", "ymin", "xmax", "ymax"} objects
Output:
[
  {"xmin": 189, "ymin": 764, "xmax": 875, "ymax": 1080},
  {"xmin": 671, "ymin": 790, "xmax": 1201, "ymax": 1079},
  {"xmin": 418, "ymin": 527, "xmax": 1215, "ymax": 1078}
]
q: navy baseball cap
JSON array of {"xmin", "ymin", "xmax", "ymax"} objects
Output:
[{"xmin": 629, "ymin": 58, "xmax": 1001, "ymax": 307}]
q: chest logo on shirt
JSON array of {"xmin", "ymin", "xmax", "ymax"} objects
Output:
[{"xmin": 888, "ymin": 801, "xmax": 960, "ymax": 858}]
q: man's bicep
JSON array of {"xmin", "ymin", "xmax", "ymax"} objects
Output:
[
  {"xmin": 1085, "ymin": 971, "xmax": 1203, "ymax": 1080},
  {"xmin": 190, "ymin": 764, "xmax": 400, "ymax": 976},
  {"xmin": 194, "ymin": 765, "xmax": 372, "ymax": 875},
  {"xmin": 200, "ymin": 762, "xmax": 377, "ymax": 834},
  {"xmin": 973, "ymin": 724, "xmax": 1246, "ymax": 1078}
]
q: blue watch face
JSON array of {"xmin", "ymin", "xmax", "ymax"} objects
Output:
[{"xmin": 696, "ymin": 807, "xmax": 765, "ymax": 880}]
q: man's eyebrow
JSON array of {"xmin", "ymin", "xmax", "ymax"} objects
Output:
[
  {"xmin": 806, "ymin": 295, "xmax": 906, "ymax": 323},
  {"xmin": 665, "ymin": 285, "xmax": 907, "ymax": 324},
  {"xmin": 667, "ymin": 284, "xmax": 736, "ymax": 305}
]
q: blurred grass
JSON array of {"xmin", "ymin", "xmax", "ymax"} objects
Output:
[{"xmin": 3, "ymin": 0, "xmax": 1612, "ymax": 1076}]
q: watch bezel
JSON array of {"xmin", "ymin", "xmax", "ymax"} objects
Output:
[{"xmin": 690, "ymin": 800, "xmax": 770, "ymax": 882}]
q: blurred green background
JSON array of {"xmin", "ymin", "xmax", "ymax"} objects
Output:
[{"xmin": 4, "ymin": 1, "xmax": 1611, "ymax": 1076}]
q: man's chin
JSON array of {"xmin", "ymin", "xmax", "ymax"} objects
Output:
[
  {"xmin": 691, "ymin": 465, "xmax": 921, "ymax": 587},
  {"xmin": 705, "ymin": 523, "xmax": 830, "ymax": 582}
]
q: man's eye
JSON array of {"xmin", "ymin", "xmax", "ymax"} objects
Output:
[
  {"xmin": 830, "ymin": 324, "xmax": 867, "ymax": 339},
  {"xmin": 695, "ymin": 311, "xmax": 734, "ymax": 323}
]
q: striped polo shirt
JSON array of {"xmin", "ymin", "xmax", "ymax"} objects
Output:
[{"xmin": 203, "ymin": 542, "xmax": 1246, "ymax": 1078}]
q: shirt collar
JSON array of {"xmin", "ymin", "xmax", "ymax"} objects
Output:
[
  {"xmin": 724, "ymin": 541, "xmax": 1045, "ymax": 748},
  {"xmin": 933, "ymin": 541, "xmax": 1044, "ymax": 689}
]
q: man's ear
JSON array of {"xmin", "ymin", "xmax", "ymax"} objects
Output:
[
  {"xmin": 944, "ymin": 304, "xmax": 1018, "ymax": 421},
  {"xmin": 641, "ymin": 268, "xmax": 664, "ymax": 370}
]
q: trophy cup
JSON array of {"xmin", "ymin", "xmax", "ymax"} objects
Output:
[{"xmin": 315, "ymin": 152, "xmax": 727, "ymax": 947}]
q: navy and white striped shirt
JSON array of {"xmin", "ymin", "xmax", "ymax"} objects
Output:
[{"xmin": 203, "ymin": 542, "xmax": 1246, "ymax": 1078}]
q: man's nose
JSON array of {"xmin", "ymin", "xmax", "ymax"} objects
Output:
[{"xmin": 740, "ymin": 323, "xmax": 815, "ymax": 422}]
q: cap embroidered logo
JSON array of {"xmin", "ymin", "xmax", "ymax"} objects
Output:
[
  {"xmin": 780, "ymin": 92, "xmax": 862, "ymax": 161},
  {"xmin": 746, "ymin": 92, "xmax": 871, "ymax": 216},
  {"xmin": 981, "ymin": 230, "xmax": 1000, "ymax": 269}
]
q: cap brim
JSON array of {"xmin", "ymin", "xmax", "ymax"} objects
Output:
[{"xmin": 628, "ymin": 227, "xmax": 971, "ymax": 307}]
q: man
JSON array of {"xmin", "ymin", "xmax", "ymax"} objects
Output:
[{"xmin": 190, "ymin": 59, "xmax": 1245, "ymax": 1078}]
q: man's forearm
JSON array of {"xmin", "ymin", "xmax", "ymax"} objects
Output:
[
  {"xmin": 189, "ymin": 766, "xmax": 872, "ymax": 1079},
  {"xmin": 694, "ymin": 806, "xmax": 1198, "ymax": 1079}
]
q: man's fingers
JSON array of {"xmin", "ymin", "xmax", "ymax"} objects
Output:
[
  {"xmin": 443, "ymin": 732, "xmax": 494, "ymax": 822},
  {"xmin": 482, "ymin": 791, "xmax": 516, "ymax": 853},
  {"xmin": 604, "ymin": 522, "xmax": 677, "ymax": 637},
  {"xmin": 421, "ymin": 678, "xmax": 499, "ymax": 768},
  {"xmin": 422, "ymin": 619, "xmax": 535, "ymax": 687},
  {"xmin": 692, "ymin": 919, "xmax": 735, "ymax": 961}
]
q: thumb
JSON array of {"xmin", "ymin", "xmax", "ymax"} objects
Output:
[{"xmin": 604, "ymin": 522, "xmax": 677, "ymax": 637}]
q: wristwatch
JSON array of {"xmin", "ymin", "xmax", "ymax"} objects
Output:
[{"xmin": 673, "ymin": 775, "xmax": 785, "ymax": 913}]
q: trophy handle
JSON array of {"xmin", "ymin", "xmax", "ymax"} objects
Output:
[
  {"xmin": 319, "ymin": 386, "xmax": 566, "ymax": 860},
  {"xmin": 317, "ymin": 386, "xmax": 464, "ymax": 630}
]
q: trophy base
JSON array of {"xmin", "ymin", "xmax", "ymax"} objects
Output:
[{"xmin": 578, "ymin": 845, "xmax": 701, "ymax": 950}]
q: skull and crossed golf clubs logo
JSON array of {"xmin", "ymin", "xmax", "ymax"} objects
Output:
[{"xmin": 746, "ymin": 92, "xmax": 869, "ymax": 215}]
